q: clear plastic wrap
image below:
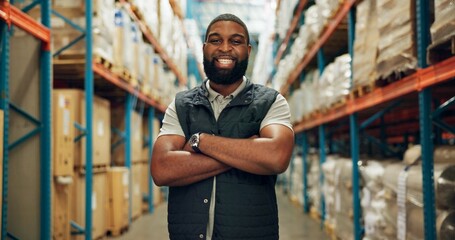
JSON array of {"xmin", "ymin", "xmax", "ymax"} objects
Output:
[
  {"xmin": 430, "ymin": 0, "xmax": 455, "ymax": 43},
  {"xmin": 376, "ymin": 0, "xmax": 417, "ymax": 80},
  {"xmin": 352, "ymin": 0, "xmax": 379, "ymax": 88}
]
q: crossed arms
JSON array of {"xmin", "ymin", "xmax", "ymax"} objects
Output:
[{"xmin": 150, "ymin": 124, "xmax": 294, "ymax": 187}]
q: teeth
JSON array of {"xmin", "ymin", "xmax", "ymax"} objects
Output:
[{"xmin": 218, "ymin": 59, "xmax": 233, "ymax": 64}]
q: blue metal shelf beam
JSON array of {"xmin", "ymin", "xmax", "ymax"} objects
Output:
[
  {"xmin": 301, "ymin": 133, "xmax": 309, "ymax": 213},
  {"xmin": 84, "ymin": 0, "xmax": 94, "ymax": 239},
  {"xmin": 148, "ymin": 108, "xmax": 155, "ymax": 213},
  {"xmin": 1, "ymin": 0, "xmax": 52, "ymax": 238},
  {"xmin": 125, "ymin": 94, "xmax": 133, "ymax": 223},
  {"xmin": 0, "ymin": 18, "xmax": 10, "ymax": 240}
]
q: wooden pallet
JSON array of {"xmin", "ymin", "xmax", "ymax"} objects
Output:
[
  {"xmin": 309, "ymin": 206, "xmax": 321, "ymax": 222},
  {"xmin": 330, "ymin": 97, "xmax": 347, "ymax": 109},
  {"xmin": 112, "ymin": 65, "xmax": 139, "ymax": 88},
  {"xmin": 375, "ymin": 68, "xmax": 416, "ymax": 87},
  {"xmin": 75, "ymin": 164, "xmax": 109, "ymax": 175},
  {"xmin": 349, "ymin": 82, "xmax": 375, "ymax": 100},
  {"xmin": 427, "ymin": 33, "xmax": 455, "ymax": 65},
  {"xmin": 324, "ymin": 221, "xmax": 338, "ymax": 240},
  {"xmin": 94, "ymin": 55, "xmax": 114, "ymax": 70},
  {"xmin": 107, "ymin": 225, "xmax": 129, "ymax": 237}
]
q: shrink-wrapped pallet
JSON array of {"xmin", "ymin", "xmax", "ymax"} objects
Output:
[
  {"xmin": 383, "ymin": 162, "xmax": 455, "ymax": 209},
  {"xmin": 430, "ymin": 0, "xmax": 455, "ymax": 44},
  {"xmin": 316, "ymin": 54, "xmax": 351, "ymax": 110},
  {"xmin": 376, "ymin": 0, "xmax": 417, "ymax": 81},
  {"xmin": 360, "ymin": 160, "xmax": 396, "ymax": 240},
  {"xmin": 322, "ymin": 156, "xmax": 354, "ymax": 240},
  {"xmin": 352, "ymin": 0, "xmax": 379, "ymax": 88}
]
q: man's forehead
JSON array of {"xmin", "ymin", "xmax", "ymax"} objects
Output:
[{"xmin": 208, "ymin": 21, "xmax": 247, "ymax": 34}]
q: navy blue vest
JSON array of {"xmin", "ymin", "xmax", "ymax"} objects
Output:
[{"xmin": 169, "ymin": 80, "xmax": 279, "ymax": 240}]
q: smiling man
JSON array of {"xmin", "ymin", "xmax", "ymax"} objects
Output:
[{"xmin": 151, "ymin": 13, "xmax": 295, "ymax": 240}]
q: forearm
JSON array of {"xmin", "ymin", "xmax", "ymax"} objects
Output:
[
  {"xmin": 151, "ymin": 149, "xmax": 230, "ymax": 187},
  {"xmin": 198, "ymin": 128, "xmax": 294, "ymax": 175}
]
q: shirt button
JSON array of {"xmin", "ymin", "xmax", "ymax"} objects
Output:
[
  {"xmin": 203, "ymin": 198, "xmax": 208, "ymax": 204},
  {"xmin": 199, "ymin": 234, "xmax": 204, "ymax": 239}
]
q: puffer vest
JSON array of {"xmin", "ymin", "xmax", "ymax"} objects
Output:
[{"xmin": 168, "ymin": 80, "xmax": 280, "ymax": 240}]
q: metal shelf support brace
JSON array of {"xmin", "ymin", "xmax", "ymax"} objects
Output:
[
  {"xmin": 301, "ymin": 133, "xmax": 310, "ymax": 213},
  {"xmin": 0, "ymin": 18, "xmax": 10, "ymax": 240},
  {"xmin": 148, "ymin": 108, "xmax": 155, "ymax": 213},
  {"xmin": 84, "ymin": 0, "xmax": 94, "ymax": 238},
  {"xmin": 39, "ymin": 1, "xmax": 52, "ymax": 236}
]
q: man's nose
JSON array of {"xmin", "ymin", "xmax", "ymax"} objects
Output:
[{"xmin": 219, "ymin": 41, "xmax": 232, "ymax": 52}]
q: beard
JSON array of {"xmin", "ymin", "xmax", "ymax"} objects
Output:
[{"xmin": 203, "ymin": 57, "xmax": 249, "ymax": 85}]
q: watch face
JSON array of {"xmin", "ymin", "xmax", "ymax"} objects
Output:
[{"xmin": 190, "ymin": 133, "xmax": 199, "ymax": 147}]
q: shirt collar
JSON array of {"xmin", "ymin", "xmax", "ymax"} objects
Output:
[{"xmin": 206, "ymin": 76, "xmax": 247, "ymax": 102}]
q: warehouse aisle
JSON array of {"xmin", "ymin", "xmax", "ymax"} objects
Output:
[{"xmin": 108, "ymin": 189, "xmax": 330, "ymax": 239}]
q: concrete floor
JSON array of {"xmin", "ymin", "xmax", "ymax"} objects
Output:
[{"xmin": 108, "ymin": 189, "xmax": 330, "ymax": 240}]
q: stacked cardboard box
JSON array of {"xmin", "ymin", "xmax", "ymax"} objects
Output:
[
  {"xmin": 107, "ymin": 167, "xmax": 130, "ymax": 235},
  {"xmin": 53, "ymin": 89, "xmax": 111, "ymax": 239}
]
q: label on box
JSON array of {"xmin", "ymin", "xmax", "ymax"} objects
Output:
[
  {"xmin": 134, "ymin": 184, "xmax": 140, "ymax": 195},
  {"xmin": 92, "ymin": 192, "xmax": 97, "ymax": 210},
  {"xmin": 59, "ymin": 95, "xmax": 65, "ymax": 108},
  {"xmin": 63, "ymin": 109, "xmax": 70, "ymax": 136},
  {"xmin": 123, "ymin": 172, "xmax": 129, "ymax": 186},
  {"xmin": 97, "ymin": 120, "xmax": 104, "ymax": 136}
]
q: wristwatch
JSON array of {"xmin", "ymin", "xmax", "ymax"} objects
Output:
[{"xmin": 189, "ymin": 132, "xmax": 202, "ymax": 153}]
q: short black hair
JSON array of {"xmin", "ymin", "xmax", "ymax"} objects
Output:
[{"xmin": 204, "ymin": 13, "xmax": 250, "ymax": 45}]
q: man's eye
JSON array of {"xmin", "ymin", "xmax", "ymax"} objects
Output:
[
  {"xmin": 231, "ymin": 40, "xmax": 242, "ymax": 45},
  {"xmin": 209, "ymin": 39, "xmax": 221, "ymax": 44}
]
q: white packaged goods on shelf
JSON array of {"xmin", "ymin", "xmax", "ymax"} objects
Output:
[
  {"xmin": 159, "ymin": 0, "xmax": 175, "ymax": 54},
  {"xmin": 133, "ymin": 0, "xmax": 160, "ymax": 34},
  {"xmin": 376, "ymin": 0, "xmax": 417, "ymax": 80},
  {"xmin": 308, "ymin": 153, "xmax": 321, "ymax": 209},
  {"xmin": 430, "ymin": 0, "xmax": 455, "ymax": 43},
  {"xmin": 383, "ymin": 162, "xmax": 455, "ymax": 209},
  {"xmin": 305, "ymin": 5, "xmax": 324, "ymax": 45},
  {"xmin": 360, "ymin": 160, "xmax": 396, "ymax": 240},
  {"xmin": 316, "ymin": 0, "xmax": 341, "ymax": 22},
  {"xmin": 434, "ymin": 145, "xmax": 455, "ymax": 163},
  {"xmin": 287, "ymin": 69, "xmax": 319, "ymax": 122},
  {"xmin": 352, "ymin": 0, "xmax": 379, "ymax": 88},
  {"xmin": 276, "ymin": 0, "xmax": 299, "ymax": 39},
  {"xmin": 403, "ymin": 144, "xmax": 421, "ymax": 165},
  {"xmin": 321, "ymin": 156, "xmax": 354, "ymax": 240},
  {"xmin": 316, "ymin": 54, "xmax": 351, "ymax": 110}
]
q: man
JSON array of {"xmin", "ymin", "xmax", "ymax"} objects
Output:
[{"xmin": 151, "ymin": 13, "xmax": 294, "ymax": 240}]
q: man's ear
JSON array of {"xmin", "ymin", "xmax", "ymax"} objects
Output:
[{"xmin": 248, "ymin": 44, "xmax": 252, "ymax": 55}]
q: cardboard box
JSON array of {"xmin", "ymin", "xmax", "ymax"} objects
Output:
[
  {"xmin": 54, "ymin": 89, "xmax": 111, "ymax": 167},
  {"xmin": 70, "ymin": 171, "xmax": 107, "ymax": 240},
  {"xmin": 52, "ymin": 180, "xmax": 70, "ymax": 240},
  {"xmin": 53, "ymin": 92, "xmax": 75, "ymax": 176},
  {"xmin": 106, "ymin": 167, "xmax": 130, "ymax": 232},
  {"xmin": 132, "ymin": 163, "xmax": 142, "ymax": 218}
]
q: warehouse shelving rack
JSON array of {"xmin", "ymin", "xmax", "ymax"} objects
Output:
[
  {"xmin": 51, "ymin": 1, "xmax": 187, "ymax": 239},
  {"xmin": 0, "ymin": 0, "xmax": 185, "ymax": 239},
  {"xmin": 276, "ymin": 1, "xmax": 455, "ymax": 240},
  {"xmin": 1, "ymin": 0, "xmax": 52, "ymax": 239}
]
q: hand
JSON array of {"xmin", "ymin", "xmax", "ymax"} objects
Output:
[{"xmin": 183, "ymin": 139, "xmax": 193, "ymax": 152}]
